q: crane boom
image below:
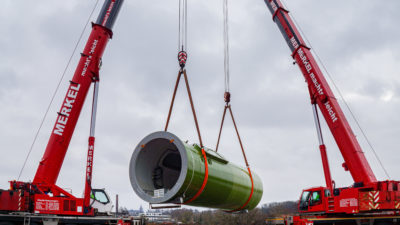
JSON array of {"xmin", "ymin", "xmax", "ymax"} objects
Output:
[
  {"xmin": 264, "ymin": 0, "xmax": 376, "ymax": 185},
  {"xmin": 33, "ymin": 0, "xmax": 123, "ymax": 185},
  {"xmin": 1, "ymin": 0, "xmax": 124, "ymax": 217}
]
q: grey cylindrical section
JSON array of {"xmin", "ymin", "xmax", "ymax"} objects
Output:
[
  {"xmin": 96, "ymin": 0, "xmax": 124, "ymax": 31},
  {"xmin": 129, "ymin": 132, "xmax": 188, "ymax": 204}
]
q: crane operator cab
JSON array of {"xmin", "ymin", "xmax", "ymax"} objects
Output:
[
  {"xmin": 89, "ymin": 189, "xmax": 113, "ymax": 215},
  {"xmin": 299, "ymin": 187, "xmax": 328, "ymax": 213}
]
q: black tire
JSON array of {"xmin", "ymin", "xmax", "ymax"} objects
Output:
[
  {"xmin": 0, "ymin": 222, "xmax": 14, "ymax": 225},
  {"xmin": 375, "ymin": 221, "xmax": 393, "ymax": 225}
]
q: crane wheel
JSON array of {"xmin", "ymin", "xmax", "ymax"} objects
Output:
[{"xmin": 0, "ymin": 222, "xmax": 14, "ymax": 225}]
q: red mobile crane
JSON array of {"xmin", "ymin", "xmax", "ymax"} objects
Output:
[
  {"xmin": 0, "ymin": 1, "xmax": 142, "ymax": 224},
  {"xmin": 263, "ymin": 0, "xmax": 400, "ymax": 224}
]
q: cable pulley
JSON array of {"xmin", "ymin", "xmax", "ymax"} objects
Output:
[{"xmin": 178, "ymin": 51, "xmax": 187, "ymax": 68}]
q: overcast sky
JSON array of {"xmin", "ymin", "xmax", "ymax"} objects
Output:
[{"xmin": 1, "ymin": 0, "xmax": 400, "ymax": 211}]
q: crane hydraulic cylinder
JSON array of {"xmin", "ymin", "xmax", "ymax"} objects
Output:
[{"xmin": 129, "ymin": 131, "xmax": 263, "ymax": 211}]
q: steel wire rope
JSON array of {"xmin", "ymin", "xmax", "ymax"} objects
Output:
[
  {"xmin": 178, "ymin": 0, "xmax": 181, "ymax": 49},
  {"xmin": 17, "ymin": 0, "xmax": 101, "ymax": 180},
  {"xmin": 167, "ymin": 0, "xmax": 204, "ymax": 148},
  {"xmin": 185, "ymin": 0, "xmax": 187, "ymax": 52},
  {"xmin": 280, "ymin": 0, "xmax": 391, "ymax": 179},
  {"xmin": 164, "ymin": 0, "xmax": 209, "ymax": 206},
  {"xmin": 215, "ymin": 0, "xmax": 254, "ymax": 212},
  {"xmin": 178, "ymin": 0, "xmax": 188, "ymax": 51},
  {"xmin": 223, "ymin": 0, "xmax": 230, "ymax": 92}
]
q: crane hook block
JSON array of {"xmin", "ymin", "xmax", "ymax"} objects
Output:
[
  {"xmin": 224, "ymin": 92, "xmax": 231, "ymax": 103},
  {"xmin": 178, "ymin": 51, "xmax": 188, "ymax": 68}
]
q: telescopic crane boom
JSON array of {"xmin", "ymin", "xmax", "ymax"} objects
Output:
[
  {"xmin": 0, "ymin": 0, "xmax": 124, "ymax": 217},
  {"xmin": 34, "ymin": 0, "xmax": 123, "ymax": 186},
  {"xmin": 265, "ymin": 0, "xmax": 376, "ymax": 186},
  {"xmin": 264, "ymin": 0, "xmax": 400, "ymax": 215}
]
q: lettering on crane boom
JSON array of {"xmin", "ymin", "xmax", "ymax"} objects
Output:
[
  {"xmin": 53, "ymin": 83, "xmax": 81, "ymax": 136},
  {"xmin": 270, "ymin": 1, "xmax": 278, "ymax": 12},
  {"xmin": 297, "ymin": 47, "xmax": 324, "ymax": 96},
  {"xmin": 86, "ymin": 143, "xmax": 94, "ymax": 180},
  {"xmin": 291, "ymin": 36, "xmax": 338, "ymax": 124},
  {"xmin": 81, "ymin": 39, "xmax": 99, "ymax": 77},
  {"xmin": 53, "ymin": 39, "xmax": 98, "ymax": 136},
  {"xmin": 102, "ymin": 0, "xmax": 116, "ymax": 27},
  {"xmin": 325, "ymin": 102, "xmax": 338, "ymax": 123}
]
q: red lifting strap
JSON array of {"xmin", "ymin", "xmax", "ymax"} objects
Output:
[
  {"xmin": 216, "ymin": 98, "xmax": 254, "ymax": 212},
  {"xmin": 163, "ymin": 68, "xmax": 207, "ymax": 204},
  {"xmin": 164, "ymin": 69, "xmax": 204, "ymax": 147},
  {"xmin": 227, "ymin": 167, "xmax": 254, "ymax": 212},
  {"xmin": 183, "ymin": 148, "xmax": 209, "ymax": 204}
]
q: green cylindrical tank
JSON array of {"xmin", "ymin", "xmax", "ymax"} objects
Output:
[{"xmin": 129, "ymin": 131, "xmax": 263, "ymax": 211}]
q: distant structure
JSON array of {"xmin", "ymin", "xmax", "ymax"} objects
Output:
[{"xmin": 139, "ymin": 211, "xmax": 173, "ymax": 223}]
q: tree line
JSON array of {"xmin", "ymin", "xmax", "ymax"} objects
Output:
[{"xmin": 148, "ymin": 201, "xmax": 298, "ymax": 225}]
